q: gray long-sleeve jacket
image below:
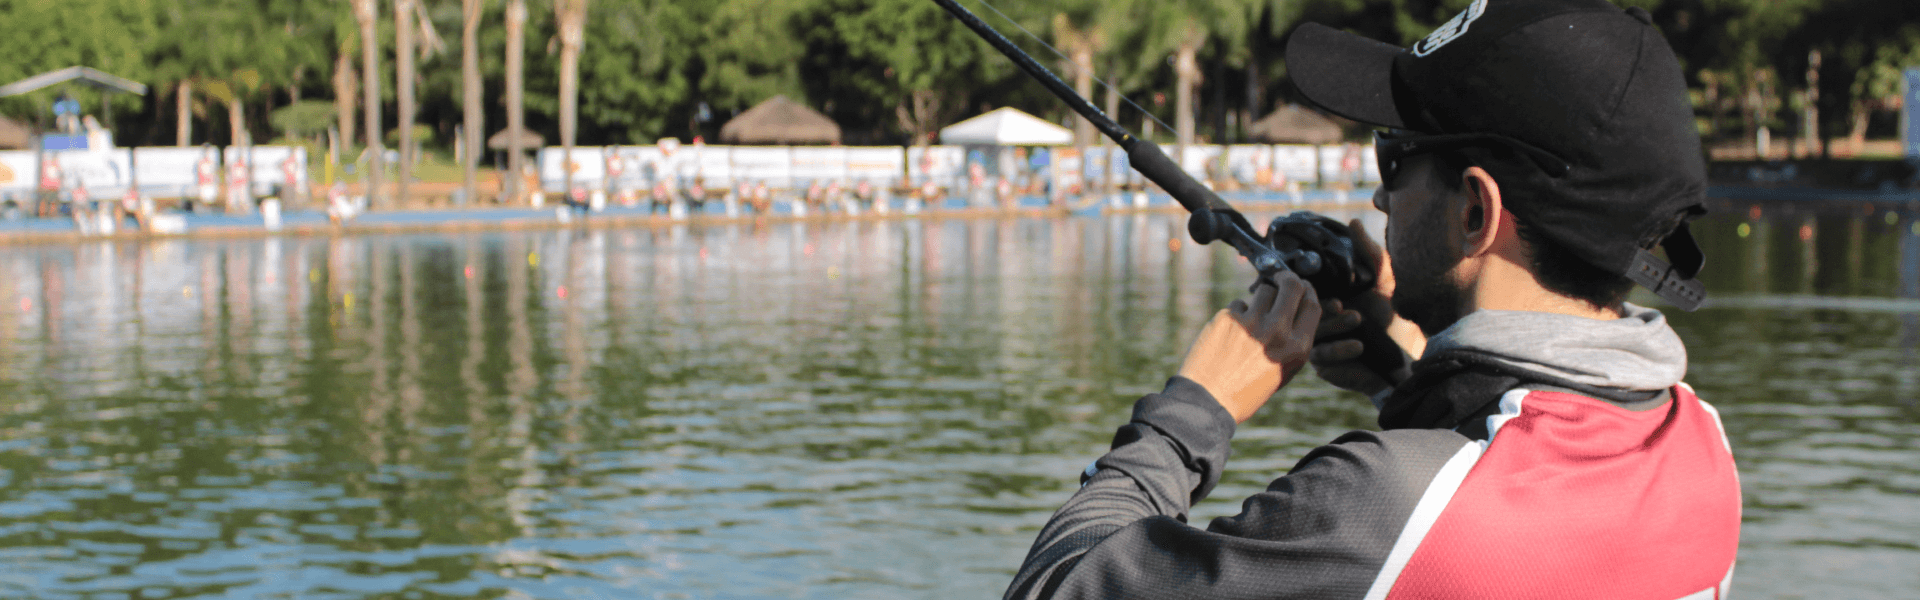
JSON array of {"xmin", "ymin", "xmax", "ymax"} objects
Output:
[{"xmin": 1004, "ymin": 305, "xmax": 1742, "ymax": 600}]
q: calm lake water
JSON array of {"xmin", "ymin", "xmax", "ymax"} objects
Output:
[{"xmin": 0, "ymin": 200, "xmax": 1915, "ymax": 599}]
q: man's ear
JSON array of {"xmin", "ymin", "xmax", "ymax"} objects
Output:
[{"xmin": 1459, "ymin": 166, "xmax": 1504, "ymax": 258}]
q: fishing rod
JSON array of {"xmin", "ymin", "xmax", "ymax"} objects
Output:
[{"xmin": 931, "ymin": 0, "xmax": 1409, "ymax": 382}]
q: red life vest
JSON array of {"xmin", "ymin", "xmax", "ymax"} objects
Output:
[{"xmin": 1376, "ymin": 385, "xmax": 1741, "ymax": 600}]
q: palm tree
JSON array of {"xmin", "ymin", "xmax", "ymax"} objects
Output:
[
  {"xmin": 505, "ymin": 0, "xmax": 526, "ymax": 204},
  {"xmin": 198, "ymin": 73, "xmax": 261, "ymax": 149},
  {"xmin": 1053, "ymin": 13, "xmax": 1106, "ymax": 148},
  {"xmin": 395, "ymin": 0, "xmax": 415, "ymax": 204},
  {"xmin": 197, "ymin": 72, "xmax": 261, "ymax": 209},
  {"xmin": 1172, "ymin": 23, "xmax": 1202, "ymax": 154},
  {"xmin": 176, "ymin": 81, "xmax": 193, "ymax": 146},
  {"xmin": 355, "ymin": 0, "xmax": 384, "ymax": 208},
  {"xmin": 554, "ymin": 0, "xmax": 589, "ymax": 199},
  {"xmin": 462, "ymin": 0, "xmax": 485, "ymax": 204},
  {"xmin": 1121, "ymin": 0, "xmax": 1255, "ymax": 164},
  {"xmin": 333, "ymin": 40, "xmax": 358, "ymax": 160}
]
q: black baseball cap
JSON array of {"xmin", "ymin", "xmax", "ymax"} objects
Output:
[{"xmin": 1285, "ymin": 0, "xmax": 1709, "ymax": 310}]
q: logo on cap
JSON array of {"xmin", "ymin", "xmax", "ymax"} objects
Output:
[{"xmin": 1412, "ymin": 0, "xmax": 1487, "ymax": 57}]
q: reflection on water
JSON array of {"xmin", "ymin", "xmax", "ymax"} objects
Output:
[
  {"xmin": 1679, "ymin": 201, "xmax": 1920, "ymax": 598},
  {"xmin": 0, "ymin": 204, "xmax": 1913, "ymax": 598}
]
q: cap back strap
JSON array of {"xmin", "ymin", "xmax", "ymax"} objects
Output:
[{"xmin": 1627, "ymin": 223, "xmax": 1706, "ymax": 311}]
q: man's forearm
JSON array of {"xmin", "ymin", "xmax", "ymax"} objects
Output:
[{"xmin": 1003, "ymin": 378, "xmax": 1236, "ymax": 600}]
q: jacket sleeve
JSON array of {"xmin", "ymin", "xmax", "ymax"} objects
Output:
[{"xmin": 1004, "ymin": 379, "xmax": 1471, "ymax": 600}]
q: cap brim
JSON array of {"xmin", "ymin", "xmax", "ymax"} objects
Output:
[{"xmin": 1285, "ymin": 23, "xmax": 1409, "ymax": 130}]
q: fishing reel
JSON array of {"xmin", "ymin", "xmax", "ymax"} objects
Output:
[{"xmin": 1187, "ymin": 209, "xmax": 1376, "ymax": 299}]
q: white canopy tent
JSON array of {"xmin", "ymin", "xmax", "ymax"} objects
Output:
[{"xmin": 938, "ymin": 107, "xmax": 1073, "ymax": 146}]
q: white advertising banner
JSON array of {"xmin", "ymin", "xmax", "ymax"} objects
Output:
[
  {"xmin": 1357, "ymin": 145, "xmax": 1380, "ymax": 184},
  {"xmin": 223, "ymin": 146, "xmax": 307, "ymax": 196},
  {"xmin": 907, "ymin": 146, "xmax": 964, "ymax": 184},
  {"xmin": 728, "ymin": 147, "xmax": 792, "ymax": 188},
  {"xmin": 1080, "ymin": 146, "xmax": 1112, "ymax": 186},
  {"xmin": 56, "ymin": 149, "xmax": 135, "ymax": 195},
  {"xmin": 1178, "ymin": 145, "xmax": 1220, "ymax": 181},
  {"xmin": 1316, "ymin": 144, "xmax": 1378, "ymax": 186},
  {"xmin": 790, "ymin": 147, "xmax": 847, "ymax": 182},
  {"xmin": 1108, "ymin": 146, "xmax": 1145, "ymax": 186},
  {"xmin": 845, "ymin": 147, "xmax": 905, "ymax": 182},
  {"xmin": 538, "ymin": 147, "xmax": 608, "ymax": 191},
  {"xmin": 1224, "ymin": 145, "xmax": 1270, "ymax": 186},
  {"xmin": 0, "ymin": 151, "xmax": 37, "ymax": 198},
  {"xmin": 1052, "ymin": 147, "xmax": 1083, "ymax": 192},
  {"xmin": 1274, "ymin": 145, "xmax": 1320, "ymax": 185},
  {"xmin": 690, "ymin": 144, "xmax": 731, "ymax": 185},
  {"xmin": 133, "ymin": 147, "xmax": 215, "ymax": 197},
  {"xmin": 602, "ymin": 146, "xmax": 655, "ymax": 190}
]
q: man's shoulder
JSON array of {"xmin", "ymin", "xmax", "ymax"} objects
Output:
[
  {"xmin": 1303, "ymin": 427, "xmax": 1476, "ymax": 479},
  {"xmin": 1205, "ymin": 428, "xmax": 1476, "ymax": 541}
]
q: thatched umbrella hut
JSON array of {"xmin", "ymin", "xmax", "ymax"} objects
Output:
[
  {"xmin": 1247, "ymin": 104, "xmax": 1346, "ymax": 145},
  {"xmin": 487, "ymin": 127, "xmax": 545, "ymax": 180},
  {"xmin": 487, "ymin": 127, "xmax": 545, "ymax": 150},
  {"xmin": 719, "ymin": 96, "xmax": 841, "ymax": 145}
]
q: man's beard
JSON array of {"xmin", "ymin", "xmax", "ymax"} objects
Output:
[{"xmin": 1389, "ymin": 224, "xmax": 1468, "ymax": 338}]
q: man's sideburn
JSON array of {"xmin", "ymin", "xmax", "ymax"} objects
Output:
[{"xmin": 1387, "ymin": 164, "xmax": 1470, "ymax": 337}]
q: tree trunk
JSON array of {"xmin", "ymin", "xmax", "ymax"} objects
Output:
[
  {"xmin": 894, "ymin": 89, "xmax": 940, "ymax": 146},
  {"xmin": 556, "ymin": 0, "xmax": 587, "ymax": 199},
  {"xmin": 229, "ymin": 95, "xmax": 246, "ymax": 148},
  {"xmin": 176, "ymin": 81, "xmax": 192, "ymax": 146},
  {"xmin": 1247, "ymin": 13, "xmax": 1265, "ymax": 130},
  {"xmin": 1744, "ymin": 76, "xmax": 1761, "ymax": 157},
  {"xmin": 289, "ymin": 64, "xmax": 304, "ymax": 104},
  {"xmin": 228, "ymin": 95, "xmax": 248, "ymax": 210},
  {"xmin": 1071, "ymin": 45, "xmax": 1095, "ymax": 147},
  {"xmin": 1102, "ymin": 58, "xmax": 1119, "ymax": 147},
  {"xmin": 395, "ymin": 0, "xmax": 415, "ymax": 205},
  {"xmin": 1212, "ymin": 55, "xmax": 1226, "ymax": 144},
  {"xmin": 1849, "ymin": 99, "xmax": 1869, "ymax": 155},
  {"xmin": 334, "ymin": 49, "xmax": 358, "ymax": 159},
  {"xmin": 1803, "ymin": 49, "xmax": 1821, "ymax": 158},
  {"xmin": 1174, "ymin": 37, "xmax": 1200, "ymax": 169},
  {"xmin": 462, "ymin": 0, "xmax": 483, "ymax": 204},
  {"xmin": 357, "ymin": 0, "xmax": 384, "ymax": 208},
  {"xmin": 506, "ymin": 0, "xmax": 526, "ymax": 204}
]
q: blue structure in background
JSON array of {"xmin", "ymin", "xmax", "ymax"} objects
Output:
[
  {"xmin": 1907, "ymin": 68, "xmax": 1920, "ymax": 160},
  {"xmin": 39, "ymin": 135, "xmax": 87, "ymax": 151}
]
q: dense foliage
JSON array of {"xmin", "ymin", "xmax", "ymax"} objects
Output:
[{"xmin": 0, "ymin": 0, "xmax": 1914, "ymax": 149}]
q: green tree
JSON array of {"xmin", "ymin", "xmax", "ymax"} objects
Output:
[
  {"xmin": 575, "ymin": 0, "xmax": 695, "ymax": 143},
  {"xmin": 795, "ymin": 0, "xmax": 1013, "ymax": 144},
  {"xmin": 0, "ymin": 0, "xmax": 157, "ymax": 127},
  {"xmin": 698, "ymin": 0, "xmax": 807, "ymax": 136}
]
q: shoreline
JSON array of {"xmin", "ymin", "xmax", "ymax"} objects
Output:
[
  {"xmin": 0, "ymin": 195, "xmax": 1375, "ymax": 246},
  {"xmin": 3, "ymin": 183, "xmax": 1912, "ymax": 246}
]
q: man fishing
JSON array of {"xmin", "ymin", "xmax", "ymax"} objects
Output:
[{"xmin": 1002, "ymin": 0, "xmax": 1741, "ymax": 597}]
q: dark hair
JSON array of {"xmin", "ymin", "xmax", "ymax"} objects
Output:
[{"xmin": 1427, "ymin": 150, "xmax": 1633, "ymax": 310}]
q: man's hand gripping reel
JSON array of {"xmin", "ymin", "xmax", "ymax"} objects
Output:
[{"xmin": 1189, "ymin": 209, "xmax": 1410, "ymax": 384}]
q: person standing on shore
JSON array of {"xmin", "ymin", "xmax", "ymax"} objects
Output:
[
  {"xmin": 195, "ymin": 146, "xmax": 217, "ymax": 213},
  {"xmin": 1003, "ymin": 1, "xmax": 1738, "ymax": 598}
]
